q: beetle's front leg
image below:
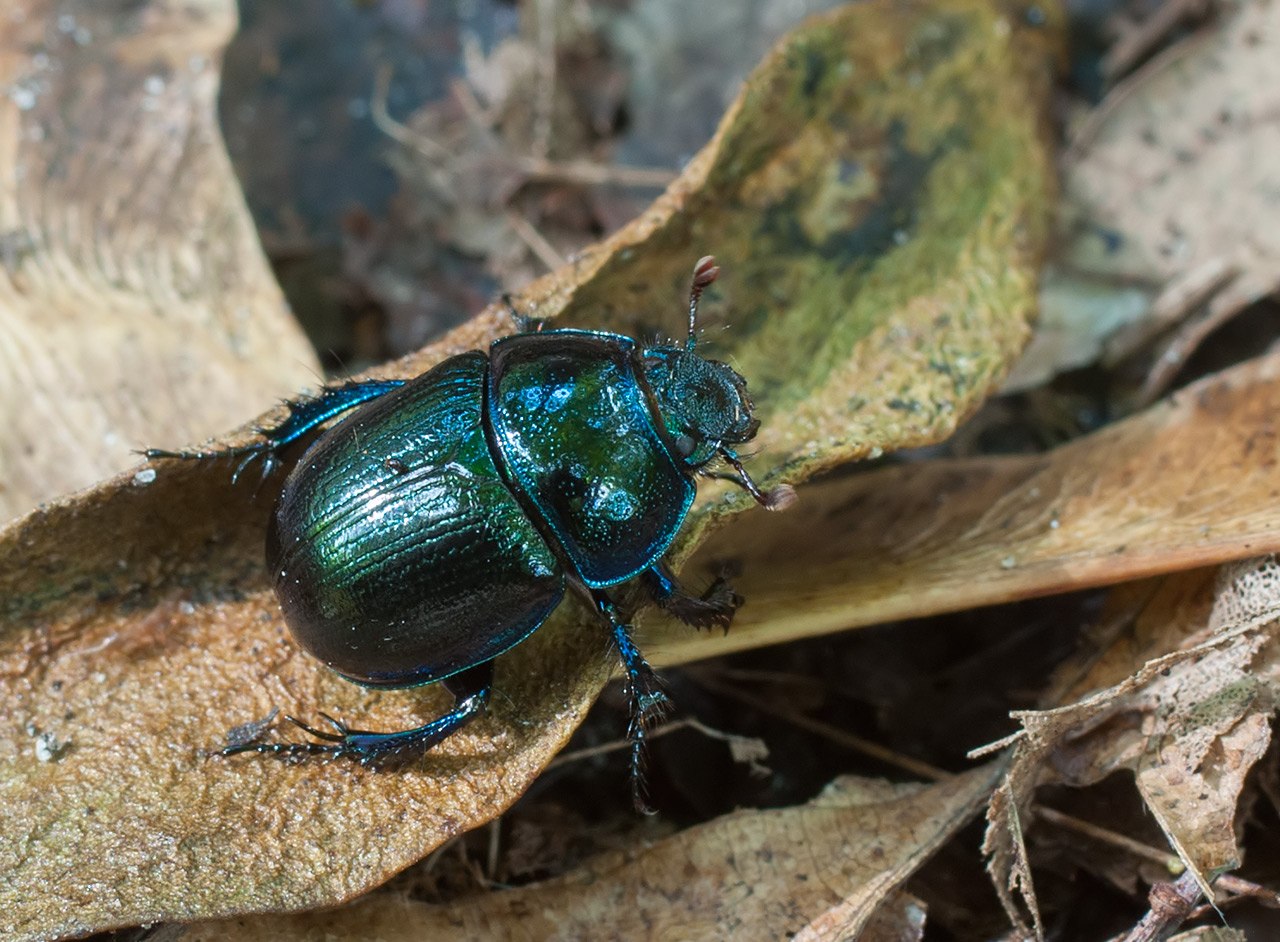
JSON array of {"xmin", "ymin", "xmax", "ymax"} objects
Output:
[
  {"xmin": 591, "ymin": 590, "xmax": 672, "ymax": 813},
  {"xmin": 145, "ymin": 379, "xmax": 406, "ymax": 482},
  {"xmin": 641, "ymin": 560, "xmax": 740, "ymax": 633},
  {"xmin": 219, "ymin": 661, "xmax": 493, "ymax": 769}
]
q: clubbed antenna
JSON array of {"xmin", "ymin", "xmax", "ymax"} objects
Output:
[
  {"xmin": 719, "ymin": 448, "xmax": 798, "ymax": 511},
  {"xmin": 687, "ymin": 255, "xmax": 720, "ymax": 350}
]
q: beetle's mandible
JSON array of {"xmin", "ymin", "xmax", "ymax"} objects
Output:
[{"xmin": 149, "ymin": 256, "xmax": 792, "ymax": 811}]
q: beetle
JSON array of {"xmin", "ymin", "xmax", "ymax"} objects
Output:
[{"xmin": 149, "ymin": 256, "xmax": 791, "ymax": 809}]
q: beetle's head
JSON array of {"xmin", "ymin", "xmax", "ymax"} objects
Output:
[
  {"xmin": 639, "ymin": 255, "xmax": 795, "ymax": 512},
  {"xmin": 641, "ymin": 347, "xmax": 758, "ymax": 468}
]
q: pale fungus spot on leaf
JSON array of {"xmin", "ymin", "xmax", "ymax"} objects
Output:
[{"xmin": 0, "ymin": 0, "xmax": 1059, "ymax": 937}]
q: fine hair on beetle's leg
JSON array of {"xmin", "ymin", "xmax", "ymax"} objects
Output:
[
  {"xmin": 143, "ymin": 379, "xmax": 407, "ymax": 481},
  {"xmin": 592, "ymin": 589, "xmax": 672, "ymax": 813},
  {"xmin": 640, "ymin": 561, "xmax": 740, "ymax": 633},
  {"xmin": 218, "ymin": 661, "xmax": 495, "ymax": 769}
]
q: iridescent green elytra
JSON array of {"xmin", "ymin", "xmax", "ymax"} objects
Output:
[{"xmin": 148, "ymin": 256, "xmax": 793, "ymax": 811}]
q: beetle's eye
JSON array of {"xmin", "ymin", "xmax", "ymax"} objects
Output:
[{"xmin": 674, "ymin": 434, "xmax": 697, "ymax": 458}]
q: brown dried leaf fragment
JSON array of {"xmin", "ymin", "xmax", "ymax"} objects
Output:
[
  {"xmin": 654, "ymin": 349, "xmax": 1280, "ymax": 667},
  {"xmin": 983, "ymin": 556, "xmax": 1280, "ymax": 930},
  {"xmin": 0, "ymin": 0, "xmax": 320, "ymax": 521},
  {"xmin": 1008, "ymin": 0, "xmax": 1280, "ymax": 393},
  {"xmin": 179, "ymin": 766, "xmax": 997, "ymax": 941}
]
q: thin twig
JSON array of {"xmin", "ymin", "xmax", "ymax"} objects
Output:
[
  {"xmin": 377, "ymin": 71, "xmax": 673, "ymax": 189},
  {"xmin": 546, "ymin": 716, "xmax": 762, "ymax": 770},
  {"xmin": 692, "ymin": 665, "xmax": 826, "ymax": 689},
  {"xmin": 1214, "ymin": 874, "xmax": 1280, "ymax": 909},
  {"xmin": 1038, "ymin": 806, "xmax": 1183, "ymax": 873},
  {"xmin": 1043, "ymin": 807, "xmax": 1280, "ymax": 919},
  {"xmin": 419, "ymin": 833, "xmax": 464, "ymax": 875},
  {"xmin": 370, "ymin": 65, "xmax": 450, "ymax": 161},
  {"xmin": 690, "ymin": 673, "xmax": 1278, "ymax": 930},
  {"xmin": 505, "ymin": 208, "xmax": 565, "ymax": 271},
  {"xmin": 1119, "ymin": 870, "xmax": 1202, "ymax": 942},
  {"xmin": 515, "ymin": 155, "xmax": 675, "ymax": 189},
  {"xmin": 689, "ymin": 671, "xmax": 951, "ymax": 782},
  {"xmin": 1135, "ymin": 280, "xmax": 1251, "ymax": 407},
  {"xmin": 1102, "ymin": 0, "xmax": 1214, "ymax": 80},
  {"xmin": 532, "ymin": 0, "xmax": 556, "ymax": 161},
  {"xmin": 485, "ymin": 818, "xmax": 502, "ymax": 882},
  {"xmin": 450, "ymin": 74, "xmax": 495, "ymax": 131}
]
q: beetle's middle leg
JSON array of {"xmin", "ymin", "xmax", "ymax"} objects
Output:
[
  {"xmin": 592, "ymin": 590, "xmax": 671, "ymax": 813},
  {"xmin": 219, "ymin": 660, "xmax": 494, "ymax": 769},
  {"xmin": 145, "ymin": 379, "xmax": 406, "ymax": 482},
  {"xmin": 641, "ymin": 560, "xmax": 740, "ymax": 632}
]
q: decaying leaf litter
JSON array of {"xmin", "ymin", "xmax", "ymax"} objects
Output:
[
  {"xmin": 179, "ymin": 765, "xmax": 1002, "ymax": 941},
  {"xmin": 3, "ymin": 0, "xmax": 1280, "ymax": 939}
]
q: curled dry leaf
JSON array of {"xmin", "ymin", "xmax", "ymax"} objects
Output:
[
  {"xmin": 0, "ymin": 0, "xmax": 320, "ymax": 521},
  {"xmin": 178, "ymin": 766, "xmax": 997, "ymax": 941},
  {"xmin": 653, "ymin": 348, "xmax": 1280, "ymax": 667},
  {"xmin": 1005, "ymin": 0, "xmax": 1280, "ymax": 393},
  {"xmin": 0, "ymin": 0, "xmax": 1058, "ymax": 937},
  {"xmin": 982, "ymin": 556, "xmax": 1280, "ymax": 932}
]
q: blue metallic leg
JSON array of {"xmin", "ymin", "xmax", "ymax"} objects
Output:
[
  {"xmin": 592, "ymin": 590, "xmax": 671, "ymax": 813},
  {"xmin": 145, "ymin": 379, "xmax": 406, "ymax": 482},
  {"xmin": 220, "ymin": 661, "xmax": 494, "ymax": 769},
  {"xmin": 641, "ymin": 560, "xmax": 740, "ymax": 633}
]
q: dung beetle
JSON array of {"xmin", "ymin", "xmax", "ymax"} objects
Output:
[{"xmin": 149, "ymin": 256, "xmax": 792, "ymax": 809}]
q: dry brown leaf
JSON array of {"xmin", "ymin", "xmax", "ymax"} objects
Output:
[
  {"xmin": 1004, "ymin": 0, "xmax": 1280, "ymax": 392},
  {"xmin": 178, "ymin": 765, "xmax": 996, "ymax": 941},
  {"xmin": 1077, "ymin": 0, "xmax": 1280, "ymax": 328},
  {"xmin": 983, "ymin": 556, "xmax": 1280, "ymax": 931},
  {"xmin": 0, "ymin": 0, "xmax": 320, "ymax": 521},
  {"xmin": 983, "ymin": 776, "xmax": 1043, "ymax": 938},
  {"xmin": 652, "ymin": 349, "xmax": 1280, "ymax": 667},
  {"xmin": 0, "ymin": 0, "xmax": 1059, "ymax": 937}
]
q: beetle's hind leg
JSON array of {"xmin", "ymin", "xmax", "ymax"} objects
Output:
[
  {"xmin": 641, "ymin": 560, "xmax": 741, "ymax": 633},
  {"xmin": 144, "ymin": 379, "xmax": 406, "ymax": 482},
  {"xmin": 219, "ymin": 661, "xmax": 494, "ymax": 769},
  {"xmin": 592, "ymin": 590, "xmax": 672, "ymax": 813}
]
